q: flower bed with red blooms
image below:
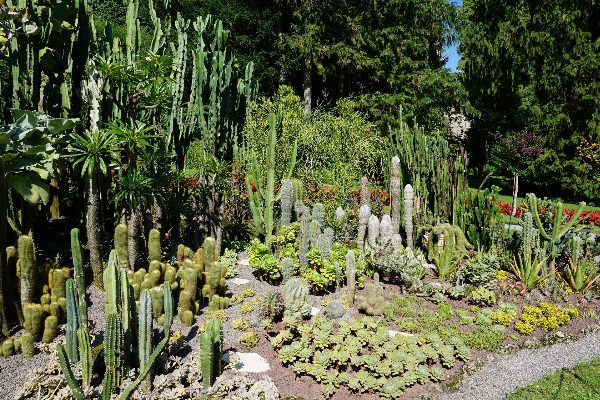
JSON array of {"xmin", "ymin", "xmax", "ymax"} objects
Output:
[{"xmin": 497, "ymin": 201, "xmax": 600, "ymax": 227}]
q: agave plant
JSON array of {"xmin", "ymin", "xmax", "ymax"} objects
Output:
[{"xmin": 562, "ymin": 253, "xmax": 600, "ymax": 293}]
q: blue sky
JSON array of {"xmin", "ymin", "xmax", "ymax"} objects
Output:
[{"xmin": 443, "ymin": 0, "xmax": 462, "ymax": 72}]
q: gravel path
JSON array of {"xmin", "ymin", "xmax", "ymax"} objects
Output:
[{"xmin": 437, "ymin": 330, "xmax": 600, "ymax": 400}]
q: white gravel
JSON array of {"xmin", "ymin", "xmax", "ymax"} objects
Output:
[{"xmin": 437, "ymin": 330, "xmax": 600, "ymax": 400}]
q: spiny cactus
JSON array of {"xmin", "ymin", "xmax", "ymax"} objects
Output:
[
  {"xmin": 71, "ymin": 228, "xmax": 88, "ymax": 328},
  {"xmin": 309, "ymin": 219, "xmax": 321, "ymax": 247},
  {"xmin": 298, "ymin": 210, "xmax": 310, "ymax": 269},
  {"xmin": 357, "ymin": 204, "xmax": 371, "ymax": 250},
  {"xmin": 390, "ymin": 156, "xmax": 401, "ymax": 234},
  {"xmin": 42, "ymin": 316, "xmax": 58, "ymax": 343},
  {"xmin": 23, "ymin": 303, "xmax": 43, "ymax": 336},
  {"xmin": 260, "ymin": 291, "xmax": 284, "ymax": 319},
  {"xmin": 208, "ymin": 295, "xmax": 230, "ymax": 310},
  {"xmin": 317, "ymin": 234, "xmax": 332, "ymax": 261},
  {"xmin": 346, "ymin": 250, "xmax": 356, "ymax": 307},
  {"xmin": 358, "ymin": 281, "xmax": 390, "ymax": 316},
  {"xmin": 367, "ymin": 214, "xmax": 380, "ymax": 249},
  {"xmin": 139, "ymin": 290, "xmax": 153, "ymax": 391},
  {"xmin": 21, "ymin": 332, "xmax": 34, "ymax": 358},
  {"xmin": 103, "ymin": 313, "xmax": 124, "ymax": 394},
  {"xmin": 65, "ymin": 279, "xmax": 81, "ymax": 364},
  {"xmin": 114, "ymin": 223, "xmax": 130, "ymax": 270},
  {"xmin": 52, "ymin": 268, "xmax": 69, "ymax": 299},
  {"xmin": 281, "ymin": 257, "xmax": 295, "ymax": 282},
  {"xmin": 18, "ymin": 235, "xmax": 37, "ymax": 305},
  {"xmin": 312, "ymin": 203, "xmax": 325, "ymax": 227},
  {"xmin": 280, "ymin": 178, "xmax": 294, "ymax": 227},
  {"xmin": 103, "ymin": 250, "xmax": 121, "ymax": 315},
  {"xmin": 404, "ymin": 184, "xmax": 414, "ymax": 248},
  {"xmin": 379, "ymin": 214, "xmax": 393, "ymax": 246},
  {"xmin": 200, "ymin": 319, "xmax": 223, "ymax": 388},
  {"xmin": 148, "ymin": 229, "xmax": 162, "ymax": 262},
  {"xmin": 283, "ymin": 277, "xmax": 311, "ymax": 319},
  {"xmin": 359, "ymin": 176, "xmax": 370, "ymax": 207}
]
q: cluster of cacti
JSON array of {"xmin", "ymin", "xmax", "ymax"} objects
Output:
[
  {"xmin": 283, "ymin": 277, "xmax": 312, "ymax": 320},
  {"xmin": 418, "ymin": 223, "xmax": 473, "ymax": 266},
  {"xmin": 0, "ymin": 333, "xmax": 34, "ymax": 358},
  {"xmin": 199, "ymin": 319, "xmax": 223, "ymax": 388},
  {"xmin": 246, "ymin": 109, "xmax": 298, "ymax": 251},
  {"xmin": 454, "ymin": 186, "xmax": 501, "ymax": 249},
  {"xmin": 260, "ymin": 291, "xmax": 285, "ymax": 319},
  {"xmin": 357, "ymin": 274, "xmax": 390, "ymax": 316}
]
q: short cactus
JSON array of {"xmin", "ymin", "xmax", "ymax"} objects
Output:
[
  {"xmin": 148, "ymin": 229, "xmax": 162, "ymax": 262},
  {"xmin": 260, "ymin": 291, "xmax": 284, "ymax": 319},
  {"xmin": 42, "ymin": 316, "xmax": 58, "ymax": 343}
]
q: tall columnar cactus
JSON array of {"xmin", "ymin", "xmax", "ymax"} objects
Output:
[
  {"xmin": 379, "ymin": 214, "xmax": 393, "ymax": 246},
  {"xmin": 120, "ymin": 269, "xmax": 135, "ymax": 367},
  {"xmin": 359, "ymin": 176, "xmax": 370, "ymax": 207},
  {"xmin": 18, "ymin": 235, "xmax": 37, "ymax": 305},
  {"xmin": 65, "ymin": 279, "xmax": 81, "ymax": 363},
  {"xmin": 0, "ymin": 158, "xmax": 9, "ymax": 337},
  {"xmin": 204, "ymin": 237, "xmax": 216, "ymax": 266},
  {"xmin": 246, "ymin": 110, "xmax": 297, "ymax": 251},
  {"xmin": 71, "ymin": 228, "xmax": 88, "ymax": 328},
  {"xmin": 390, "ymin": 156, "xmax": 401, "ymax": 234},
  {"xmin": 200, "ymin": 319, "xmax": 222, "ymax": 388},
  {"xmin": 404, "ymin": 184, "xmax": 414, "ymax": 249},
  {"xmin": 103, "ymin": 313, "xmax": 124, "ymax": 397},
  {"xmin": 357, "ymin": 204, "xmax": 371, "ymax": 250},
  {"xmin": 148, "ymin": 229, "xmax": 162, "ymax": 262},
  {"xmin": 280, "ymin": 178, "xmax": 294, "ymax": 227},
  {"xmin": 78, "ymin": 327, "xmax": 93, "ymax": 390},
  {"xmin": 345, "ymin": 250, "xmax": 356, "ymax": 307},
  {"xmin": 309, "ymin": 219, "xmax": 321, "ymax": 246},
  {"xmin": 21, "ymin": 332, "xmax": 34, "ymax": 358},
  {"xmin": 527, "ymin": 193, "xmax": 586, "ymax": 273},
  {"xmin": 104, "ymin": 251, "xmax": 121, "ymax": 315},
  {"xmin": 317, "ymin": 234, "xmax": 332, "ymax": 261},
  {"xmin": 298, "ymin": 209, "xmax": 310, "ymax": 269},
  {"xmin": 312, "ymin": 203, "xmax": 325, "ymax": 227},
  {"xmin": 52, "ymin": 268, "xmax": 69, "ymax": 299},
  {"xmin": 114, "ymin": 224, "xmax": 130, "ymax": 271},
  {"xmin": 281, "ymin": 257, "xmax": 295, "ymax": 282},
  {"xmin": 138, "ymin": 290, "xmax": 153, "ymax": 391},
  {"xmin": 367, "ymin": 214, "xmax": 380, "ymax": 249}
]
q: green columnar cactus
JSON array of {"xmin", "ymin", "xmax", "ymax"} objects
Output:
[
  {"xmin": 346, "ymin": 250, "xmax": 356, "ymax": 307},
  {"xmin": 404, "ymin": 184, "xmax": 414, "ymax": 249},
  {"xmin": 312, "ymin": 203, "xmax": 325, "ymax": 227},
  {"xmin": 139, "ymin": 290, "xmax": 153, "ymax": 391},
  {"xmin": 23, "ymin": 303, "xmax": 43, "ymax": 336},
  {"xmin": 358, "ymin": 281, "xmax": 390, "ymax": 316},
  {"xmin": 208, "ymin": 295, "xmax": 230, "ymax": 310},
  {"xmin": 183, "ymin": 268, "xmax": 197, "ymax": 301},
  {"xmin": 120, "ymin": 269, "xmax": 135, "ymax": 367},
  {"xmin": 114, "ymin": 223, "xmax": 130, "ymax": 271},
  {"xmin": 194, "ymin": 248, "xmax": 205, "ymax": 273},
  {"xmin": 204, "ymin": 260, "xmax": 227, "ymax": 300},
  {"xmin": 103, "ymin": 313, "xmax": 124, "ymax": 397},
  {"xmin": 317, "ymin": 234, "xmax": 331, "ymax": 261},
  {"xmin": 367, "ymin": 215, "xmax": 380, "ymax": 249},
  {"xmin": 78, "ymin": 327, "xmax": 92, "ymax": 390},
  {"xmin": 390, "ymin": 156, "xmax": 401, "ymax": 234},
  {"xmin": 148, "ymin": 229, "xmax": 162, "ymax": 262},
  {"xmin": 527, "ymin": 193, "xmax": 586, "ymax": 273},
  {"xmin": 65, "ymin": 279, "xmax": 81, "ymax": 363},
  {"xmin": 281, "ymin": 257, "xmax": 295, "ymax": 282},
  {"xmin": 21, "ymin": 332, "xmax": 34, "ymax": 358},
  {"xmin": 104, "ymin": 250, "xmax": 121, "ymax": 315},
  {"xmin": 150, "ymin": 286, "xmax": 164, "ymax": 320},
  {"xmin": 280, "ymin": 178, "xmax": 294, "ymax": 227},
  {"xmin": 13, "ymin": 337, "xmax": 20, "ymax": 353},
  {"xmin": 357, "ymin": 204, "xmax": 371, "ymax": 250},
  {"xmin": 246, "ymin": 110, "xmax": 297, "ymax": 251},
  {"xmin": 309, "ymin": 220, "xmax": 321, "ymax": 247},
  {"xmin": 18, "ymin": 235, "xmax": 37, "ymax": 305},
  {"xmin": 200, "ymin": 319, "xmax": 222, "ymax": 388},
  {"xmin": 71, "ymin": 228, "xmax": 88, "ymax": 328},
  {"xmin": 42, "ymin": 316, "xmax": 58, "ymax": 343},
  {"xmin": 52, "ymin": 268, "xmax": 69, "ymax": 299},
  {"xmin": 204, "ymin": 237, "xmax": 216, "ymax": 266}
]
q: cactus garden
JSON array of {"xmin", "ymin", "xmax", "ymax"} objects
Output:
[{"xmin": 1, "ymin": 0, "xmax": 600, "ymax": 398}]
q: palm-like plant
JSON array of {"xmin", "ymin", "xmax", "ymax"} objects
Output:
[{"xmin": 69, "ymin": 129, "xmax": 119, "ymax": 290}]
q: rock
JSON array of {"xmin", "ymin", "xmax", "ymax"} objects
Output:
[
  {"xmin": 389, "ymin": 330, "xmax": 414, "ymax": 338},
  {"xmin": 237, "ymin": 258, "xmax": 250, "ymax": 266},
  {"xmin": 311, "ymin": 306, "xmax": 320, "ymax": 316},
  {"xmin": 324, "ymin": 301, "xmax": 345, "ymax": 319},
  {"xmin": 228, "ymin": 352, "xmax": 270, "ymax": 373},
  {"xmin": 522, "ymin": 338, "xmax": 541, "ymax": 349},
  {"xmin": 230, "ymin": 278, "xmax": 251, "ymax": 285},
  {"xmin": 247, "ymin": 376, "xmax": 280, "ymax": 400}
]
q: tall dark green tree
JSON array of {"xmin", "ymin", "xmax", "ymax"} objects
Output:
[{"xmin": 460, "ymin": 0, "xmax": 600, "ymax": 201}]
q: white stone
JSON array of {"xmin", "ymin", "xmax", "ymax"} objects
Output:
[
  {"xmin": 230, "ymin": 278, "xmax": 250, "ymax": 285},
  {"xmin": 311, "ymin": 306, "xmax": 320, "ymax": 316},
  {"xmin": 225, "ymin": 351, "xmax": 270, "ymax": 373},
  {"xmin": 389, "ymin": 330, "xmax": 414, "ymax": 338},
  {"xmin": 237, "ymin": 258, "xmax": 250, "ymax": 266}
]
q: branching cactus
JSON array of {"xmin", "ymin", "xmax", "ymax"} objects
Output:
[
  {"xmin": 357, "ymin": 204, "xmax": 371, "ymax": 250},
  {"xmin": 18, "ymin": 235, "xmax": 37, "ymax": 305},
  {"xmin": 358, "ymin": 281, "xmax": 390, "ymax": 316},
  {"xmin": 71, "ymin": 228, "xmax": 88, "ymax": 328},
  {"xmin": 346, "ymin": 250, "xmax": 356, "ymax": 307},
  {"xmin": 200, "ymin": 319, "xmax": 223, "ymax": 388},
  {"xmin": 404, "ymin": 184, "xmax": 414, "ymax": 248},
  {"xmin": 148, "ymin": 229, "xmax": 162, "ymax": 262},
  {"xmin": 280, "ymin": 178, "xmax": 294, "ymax": 227},
  {"xmin": 390, "ymin": 156, "xmax": 401, "ymax": 234},
  {"xmin": 114, "ymin": 223, "xmax": 130, "ymax": 270}
]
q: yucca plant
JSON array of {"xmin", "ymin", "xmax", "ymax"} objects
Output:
[
  {"xmin": 563, "ymin": 254, "xmax": 600, "ymax": 293},
  {"xmin": 511, "ymin": 250, "xmax": 551, "ymax": 289}
]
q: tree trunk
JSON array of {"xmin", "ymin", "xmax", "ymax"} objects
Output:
[
  {"xmin": 511, "ymin": 171, "xmax": 519, "ymax": 217},
  {"xmin": 87, "ymin": 171, "xmax": 104, "ymax": 290},
  {"xmin": 303, "ymin": 55, "xmax": 312, "ymax": 117}
]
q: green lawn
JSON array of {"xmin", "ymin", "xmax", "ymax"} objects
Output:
[{"xmin": 504, "ymin": 356, "xmax": 600, "ymax": 400}]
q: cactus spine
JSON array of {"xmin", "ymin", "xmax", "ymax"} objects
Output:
[
  {"xmin": 18, "ymin": 235, "xmax": 37, "ymax": 305},
  {"xmin": 404, "ymin": 184, "xmax": 414, "ymax": 249},
  {"xmin": 246, "ymin": 110, "xmax": 297, "ymax": 251},
  {"xmin": 280, "ymin": 178, "xmax": 294, "ymax": 227},
  {"xmin": 390, "ymin": 156, "xmax": 401, "ymax": 234},
  {"xmin": 71, "ymin": 228, "xmax": 88, "ymax": 328},
  {"xmin": 345, "ymin": 250, "xmax": 356, "ymax": 307}
]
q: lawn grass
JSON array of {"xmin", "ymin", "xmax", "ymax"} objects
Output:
[{"xmin": 504, "ymin": 356, "xmax": 600, "ymax": 400}]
